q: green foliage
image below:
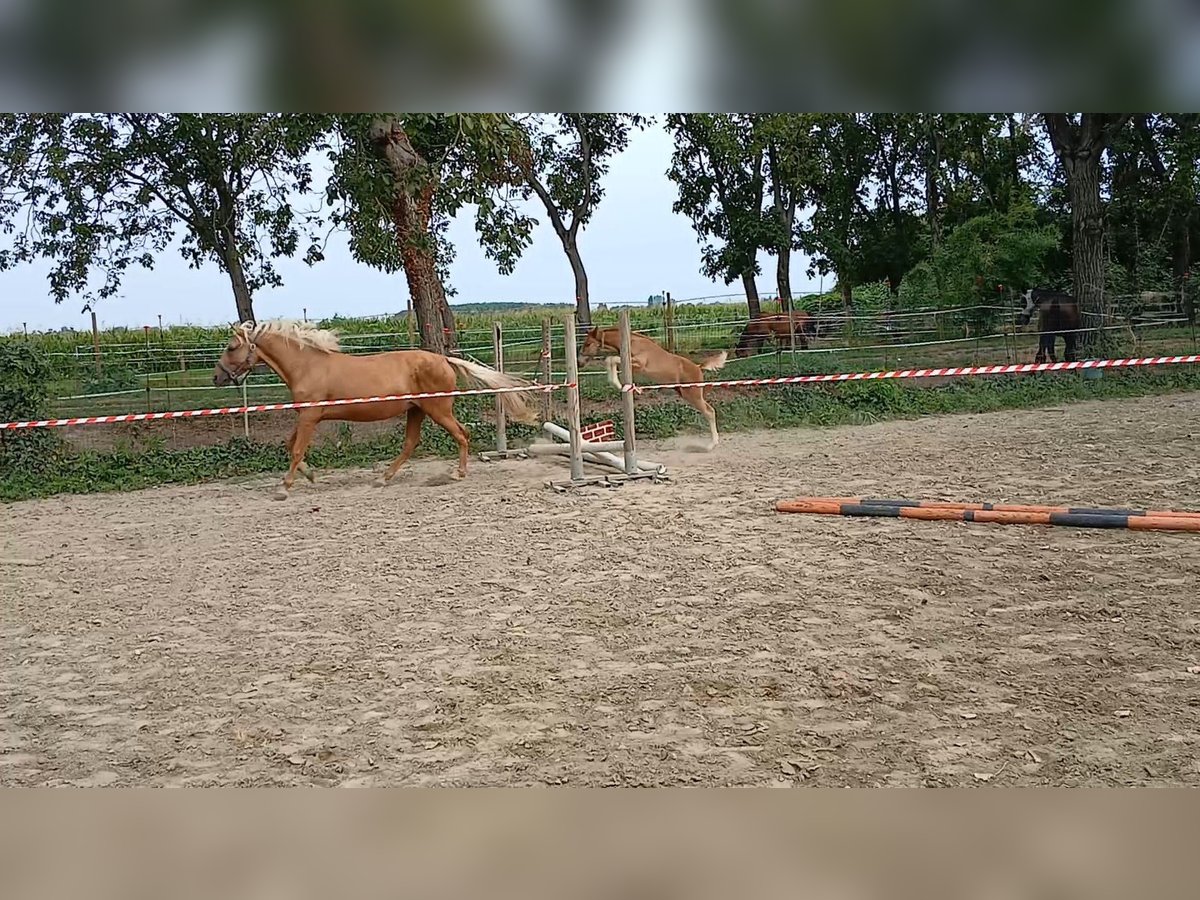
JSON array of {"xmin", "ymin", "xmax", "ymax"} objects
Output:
[
  {"xmin": 0, "ymin": 114, "xmax": 329, "ymax": 319},
  {"xmin": 325, "ymin": 114, "xmax": 536, "ymax": 283},
  {"xmin": 795, "ymin": 114, "xmax": 877, "ymax": 295},
  {"xmin": 525, "ymin": 115, "xmax": 649, "ymax": 231},
  {"xmin": 522, "ymin": 114, "xmax": 650, "ymax": 320},
  {"xmin": 899, "ymin": 204, "xmax": 1059, "ymax": 329},
  {"xmin": 666, "ymin": 114, "xmax": 771, "ymax": 288},
  {"xmin": 81, "ymin": 361, "xmax": 141, "ymax": 394},
  {"xmin": 0, "ymin": 340, "xmax": 59, "ymax": 470}
]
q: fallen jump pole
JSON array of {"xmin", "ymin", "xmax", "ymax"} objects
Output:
[
  {"xmin": 786, "ymin": 497, "xmax": 1200, "ymax": 520},
  {"xmin": 775, "ymin": 497, "xmax": 1200, "ymax": 533}
]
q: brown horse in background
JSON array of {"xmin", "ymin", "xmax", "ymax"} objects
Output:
[
  {"xmin": 1017, "ymin": 288, "xmax": 1082, "ymax": 363},
  {"xmin": 578, "ymin": 326, "xmax": 727, "ymax": 450},
  {"xmin": 213, "ymin": 320, "xmax": 538, "ymax": 498},
  {"xmin": 733, "ymin": 312, "xmax": 817, "ymax": 357}
]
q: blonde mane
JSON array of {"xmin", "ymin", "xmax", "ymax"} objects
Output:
[{"xmin": 240, "ymin": 319, "xmax": 341, "ymax": 353}]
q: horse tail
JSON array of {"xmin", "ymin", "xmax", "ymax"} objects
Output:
[
  {"xmin": 444, "ymin": 357, "xmax": 540, "ymax": 425},
  {"xmin": 699, "ymin": 349, "xmax": 728, "ymax": 372}
]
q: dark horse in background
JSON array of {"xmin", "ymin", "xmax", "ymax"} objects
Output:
[
  {"xmin": 1017, "ymin": 288, "xmax": 1082, "ymax": 363},
  {"xmin": 733, "ymin": 312, "xmax": 818, "ymax": 358}
]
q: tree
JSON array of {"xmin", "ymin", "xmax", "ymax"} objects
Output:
[
  {"xmin": 1042, "ymin": 114, "xmax": 1131, "ymax": 348},
  {"xmin": 795, "ymin": 114, "xmax": 875, "ymax": 312},
  {"xmin": 666, "ymin": 114, "xmax": 771, "ymax": 316},
  {"xmin": 1107, "ymin": 114, "xmax": 1200, "ymax": 300},
  {"xmin": 325, "ymin": 114, "xmax": 535, "ymax": 354},
  {"xmin": 853, "ymin": 114, "xmax": 926, "ymax": 295},
  {"xmin": 755, "ymin": 114, "xmax": 818, "ymax": 311},
  {"xmin": 0, "ymin": 114, "xmax": 328, "ymax": 323},
  {"xmin": 519, "ymin": 115, "xmax": 648, "ymax": 325}
]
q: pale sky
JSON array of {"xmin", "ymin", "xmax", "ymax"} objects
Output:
[{"xmin": 0, "ymin": 123, "xmax": 821, "ymax": 333}]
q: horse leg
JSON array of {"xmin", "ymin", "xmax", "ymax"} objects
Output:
[
  {"xmin": 682, "ymin": 386, "xmax": 718, "ymax": 450},
  {"xmin": 421, "ymin": 398, "xmax": 471, "ymax": 480},
  {"xmin": 277, "ymin": 414, "xmax": 319, "ymax": 500},
  {"xmin": 604, "ymin": 355, "xmax": 622, "ymax": 391},
  {"xmin": 379, "ymin": 406, "xmax": 425, "ymax": 485},
  {"xmin": 283, "ymin": 428, "xmax": 314, "ymax": 482},
  {"xmin": 1064, "ymin": 331, "xmax": 1079, "ymax": 363},
  {"xmin": 293, "ymin": 430, "xmax": 316, "ymax": 483},
  {"xmin": 1035, "ymin": 333, "xmax": 1051, "ymax": 364}
]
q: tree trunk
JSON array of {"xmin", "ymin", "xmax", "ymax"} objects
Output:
[
  {"xmin": 1044, "ymin": 114, "xmax": 1131, "ymax": 354},
  {"xmin": 212, "ymin": 179, "xmax": 255, "ymax": 323},
  {"xmin": 926, "ymin": 122, "xmax": 941, "ymax": 254},
  {"xmin": 742, "ymin": 271, "xmax": 762, "ymax": 318},
  {"xmin": 369, "ymin": 117, "xmax": 458, "ymax": 354},
  {"xmin": 565, "ymin": 238, "xmax": 591, "ymax": 326},
  {"xmin": 839, "ymin": 275, "xmax": 853, "ymax": 313},
  {"xmin": 220, "ymin": 232, "xmax": 255, "ymax": 323},
  {"xmin": 766, "ymin": 143, "xmax": 794, "ymax": 312},
  {"xmin": 1065, "ymin": 155, "xmax": 1107, "ymax": 350},
  {"xmin": 776, "ymin": 251, "xmax": 792, "ymax": 312}
]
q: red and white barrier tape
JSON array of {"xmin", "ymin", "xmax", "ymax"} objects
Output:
[
  {"xmin": 0, "ymin": 383, "xmax": 569, "ymax": 431},
  {"xmin": 3, "ymin": 354, "xmax": 1198, "ymax": 431},
  {"xmin": 619, "ymin": 355, "xmax": 1200, "ymax": 392}
]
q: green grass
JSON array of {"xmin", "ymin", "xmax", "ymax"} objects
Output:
[{"xmin": 4, "ymin": 366, "xmax": 1199, "ymax": 502}]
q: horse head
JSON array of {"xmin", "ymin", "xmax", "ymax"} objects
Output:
[
  {"xmin": 576, "ymin": 324, "xmax": 609, "ymax": 368},
  {"xmin": 1016, "ymin": 289, "xmax": 1041, "ymax": 326},
  {"xmin": 213, "ymin": 321, "xmax": 260, "ymax": 386}
]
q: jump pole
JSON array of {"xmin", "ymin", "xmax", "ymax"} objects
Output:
[
  {"xmin": 479, "ymin": 319, "xmax": 529, "ymax": 462},
  {"xmin": 775, "ymin": 496, "xmax": 1200, "ymax": 533}
]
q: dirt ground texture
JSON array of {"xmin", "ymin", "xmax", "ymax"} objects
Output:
[{"xmin": 3, "ymin": 392, "xmax": 1199, "ymax": 787}]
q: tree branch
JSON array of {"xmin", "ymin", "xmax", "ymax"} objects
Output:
[{"xmin": 568, "ymin": 116, "xmax": 593, "ymax": 241}]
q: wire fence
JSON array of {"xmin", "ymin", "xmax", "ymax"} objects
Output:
[{"xmin": 14, "ymin": 286, "xmax": 1194, "ymax": 459}]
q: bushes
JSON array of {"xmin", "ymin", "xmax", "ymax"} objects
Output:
[
  {"xmin": 897, "ymin": 204, "xmax": 1060, "ymax": 327},
  {"xmin": 0, "ymin": 340, "xmax": 60, "ymax": 471}
]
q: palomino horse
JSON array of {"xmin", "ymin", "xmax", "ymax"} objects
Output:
[
  {"xmin": 213, "ymin": 320, "xmax": 538, "ymax": 498},
  {"xmin": 1017, "ymin": 288, "xmax": 1082, "ymax": 363},
  {"xmin": 578, "ymin": 326, "xmax": 727, "ymax": 450},
  {"xmin": 732, "ymin": 312, "xmax": 817, "ymax": 357}
]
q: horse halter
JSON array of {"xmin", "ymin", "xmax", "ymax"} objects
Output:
[{"xmin": 217, "ymin": 341, "xmax": 259, "ymax": 384}]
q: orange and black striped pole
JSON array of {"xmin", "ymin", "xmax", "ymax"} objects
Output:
[{"xmin": 775, "ymin": 497, "xmax": 1200, "ymax": 533}]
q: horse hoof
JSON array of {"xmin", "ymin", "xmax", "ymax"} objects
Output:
[
  {"xmin": 302, "ymin": 468, "xmax": 316, "ymax": 483},
  {"xmin": 450, "ymin": 470, "xmax": 466, "ymax": 482},
  {"xmin": 375, "ymin": 476, "xmax": 390, "ymax": 488}
]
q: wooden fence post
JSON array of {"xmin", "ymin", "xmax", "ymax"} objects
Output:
[
  {"xmin": 664, "ymin": 291, "xmax": 676, "ymax": 353},
  {"xmin": 540, "ymin": 318, "xmax": 553, "ymax": 423},
  {"xmin": 493, "ymin": 320, "xmax": 507, "ymax": 453},
  {"xmin": 563, "ymin": 317, "xmax": 585, "ymax": 482},
  {"xmin": 618, "ymin": 308, "xmax": 638, "ymax": 476},
  {"xmin": 91, "ymin": 310, "xmax": 102, "ymax": 375}
]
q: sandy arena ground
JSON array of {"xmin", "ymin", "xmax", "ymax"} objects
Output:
[{"xmin": 3, "ymin": 392, "xmax": 1200, "ymax": 787}]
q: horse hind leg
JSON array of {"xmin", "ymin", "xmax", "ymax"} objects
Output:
[
  {"xmin": 378, "ymin": 407, "xmax": 425, "ymax": 486},
  {"xmin": 421, "ymin": 398, "xmax": 471, "ymax": 480},
  {"xmin": 682, "ymin": 386, "xmax": 718, "ymax": 450},
  {"xmin": 1035, "ymin": 333, "xmax": 1053, "ymax": 364},
  {"xmin": 1064, "ymin": 331, "xmax": 1079, "ymax": 363}
]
